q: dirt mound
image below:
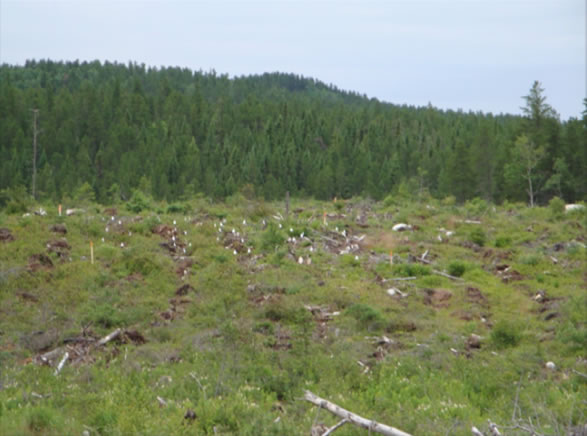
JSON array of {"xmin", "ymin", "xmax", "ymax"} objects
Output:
[
  {"xmin": 0, "ymin": 228, "xmax": 14, "ymax": 242},
  {"xmin": 495, "ymin": 264, "xmax": 524, "ymax": 283},
  {"xmin": 320, "ymin": 229, "xmax": 364, "ymax": 255},
  {"xmin": 423, "ymin": 288, "xmax": 453, "ymax": 308},
  {"xmin": 28, "ymin": 253, "xmax": 54, "ymax": 271},
  {"xmin": 175, "ymin": 257, "xmax": 194, "ymax": 277},
  {"xmin": 271, "ymin": 326, "xmax": 292, "ymax": 351},
  {"xmin": 175, "ymin": 283, "xmax": 194, "ymax": 296},
  {"xmin": 152, "ymin": 224, "xmax": 177, "ymax": 239},
  {"xmin": 49, "ymin": 224, "xmax": 67, "ymax": 235},
  {"xmin": 466, "ymin": 286, "xmax": 489, "ymax": 307},
  {"xmin": 46, "ymin": 239, "xmax": 71, "ymax": 258}
]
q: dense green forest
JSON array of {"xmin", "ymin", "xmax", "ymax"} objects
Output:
[{"xmin": 1, "ymin": 59, "xmax": 585, "ymax": 205}]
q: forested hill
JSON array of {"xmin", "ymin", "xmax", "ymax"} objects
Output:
[{"xmin": 1, "ymin": 59, "xmax": 585, "ymax": 205}]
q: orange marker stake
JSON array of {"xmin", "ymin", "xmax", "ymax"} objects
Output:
[
  {"xmin": 323, "ymin": 211, "xmax": 327, "ymax": 226},
  {"xmin": 90, "ymin": 241, "xmax": 94, "ymax": 265},
  {"xmin": 58, "ymin": 204, "xmax": 62, "ymax": 216},
  {"xmin": 389, "ymin": 250, "xmax": 394, "ymax": 265}
]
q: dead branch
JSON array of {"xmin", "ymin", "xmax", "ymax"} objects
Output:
[
  {"xmin": 390, "ymin": 277, "xmax": 417, "ymax": 281},
  {"xmin": 471, "ymin": 427, "xmax": 484, "ymax": 436},
  {"xmin": 432, "ymin": 269, "xmax": 464, "ymax": 281},
  {"xmin": 97, "ymin": 328, "xmax": 121, "ymax": 346},
  {"xmin": 488, "ymin": 420, "xmax": 501, "ymax": 435},
  {"xmin": 322, "ymin": 418, "xmax": 349, "ymax": 435},
  {"xmin": 415, "ymin": 256, "xmax": 433, "ymax": 265},
  {"xmin": 303, "ymin": 390, "xmax": 412, "ymax": 436},
  {"xmin": 54, "ymin": 351, "xmax": 69, "ymax": 375}
]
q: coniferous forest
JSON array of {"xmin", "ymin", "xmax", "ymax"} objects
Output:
[{"xmin": 1, "ymin": 59, "xmax": 585, "ymax": 204}]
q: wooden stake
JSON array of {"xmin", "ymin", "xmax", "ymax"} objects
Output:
[
  {"xmin": 389, "ymin": 250, "xmax": 394, "ymax": 265},
  {"xmin": 90, "ymin": 240, "xmax": 94, "ymax": 264},
  {"xmin": 323, "ymin": 211, "xmax": 327, "ymax": 225},
  {"xmin": 58, "ymin": 204, "xmax": 62, "ymax": 216}
]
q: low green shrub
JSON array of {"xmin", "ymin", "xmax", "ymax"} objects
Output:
[
  {"xmin": 520, "ymin": 254, "xmax": 540, "ymax": 266},
  {"xmin": 27, "ymin": 406, "xmax": 60, "ymax": 432},
  {"xmin": 469, "ymin": 227, "xmax": 486, "ymax": 246},
  {"xmin": 490, "ymin": 320, "xmax": 522, "ymax": 348},
  {"xmin": 166, "ymin": 203, "xmax": 188, "ymax": 214},
  {"xmin": 494, "ymin": 235, "xmax": 512, "ymax": 248},
  {"xmin": 346, "ymin": 303, "xmax": 384, "ymax": 329},
  {"xmin": 260, "ymin": 223, "xmax": 285, "ymax": 251},
  {"xmin": 126, "ymin": 190, "xmax": 151, "ymax": 213},
  {"xmin": 548, "ymin": 196, "xmax": 565, "ymax": 220},
  {"xmin": 392, "ymin": 263, "xmax": 430, "ymax": 277},
  {"xmin": 447, "ymin": 261, "xmax": 466, "ymax": 277}
]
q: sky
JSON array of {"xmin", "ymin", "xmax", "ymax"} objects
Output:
[{"xmin": 0, "ymin": 0, "xmax": 584, "ymax": 119}]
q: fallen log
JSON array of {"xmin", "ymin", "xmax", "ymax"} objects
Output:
[{"xmin": 303, "ymin": 390, "xmax": 412, "ymax": 436}]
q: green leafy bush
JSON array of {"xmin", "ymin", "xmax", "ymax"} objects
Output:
[
  {"xmin": 73, "ymin": 182, "xmax": 96, "ymax": 205},
  {"xmin": 166, "ymin": 203, "xmax": 188, "ymax": 214},
  {"xmin": 392, "ymin": 263, "xmax": 430, "ymax": 277},
  {"xmin": 465, "ymin": 197, "xmax": 490, "ymax": 216},
  {"xmin": 260, "ymin": 223, "xmax": 285, "ymax": 251},
  {"xmin": 494, "ymin": 235, "xmax": 512, "ymax": 248},
  {"xmin": 382, "ymin": 194, "xmax": 395, "ymax": 207},
  {"xmin": 469, "ymin": 227, "xmax": 486, "ymax": 246},
  {"xmin": 447, "ymin": 261, "xmax": 466, "ymax": 277},
  {"xmin": 548, "ymin": 196, "xmax": 565, "ymax": 219},
  {"xmin": 0, "ymin": 185, "xmax": 32, "ymax": 214},
  {"xmin": 490, "ymin": 320, "xmax": 522, "ymax": 348},
  {"xmin": 123, "ymin": 251, "xmax": 161, "ymax": 276},
  {"xmin": 346, "ymin": 303, "xmax": 384, "ymax": 329},
  {"xmin": 27, "ymin": 406, "xmax": 59, "ymax": 432},
  {"xmin": 126, "ymin": 190, "xmax": 151, "ymax": 213},
  {"xmin": 85, "ymin": 303, "xmax": 125, "ymax": 329}
]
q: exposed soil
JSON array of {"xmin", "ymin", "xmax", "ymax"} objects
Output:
[
  {"xmin": 46, "ymin": 239, "xmax": 71, "ymax": 258},
  {"xmin": 0, "ymin": 228, "xmax": 15, "ymax": 242},
  {"xmin": 175, "ymin": 283, "xmax": 195, "ymax": 296},
  {"xmin": 423, "ymin": 288, "xmax": 453, "ymax": 308},
  {"xmin": 28, "ymin": 253, "xmax": 54, "ymax": 271},
  {"xmin": 466, "ymin": 286, "xmax": 489, "ymax": 307},
  {"xmin": 175, "ymin": 257, "xmax": 194, "ymax": 277},
  {"xmin": 494, "ymin": 264, "xmax": 525, "ymax": 283},
  {"xmin": 49, "ymin": 224, "xmax": 67, "ymax": 235}
]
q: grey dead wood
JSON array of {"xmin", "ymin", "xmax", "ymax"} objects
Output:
[
  {"xmin": 303, "ymin": 390, "xmax": 412, "ymax": 436},
  {"xmin": 97, "ymin": 328, "xmax": 122, "ymax": 346},
  {"xmin": 54, "ymin": 351, "xmax": 69, "ymax": 375},
  {"xmin": 432, "ymin": 269, "xmax": 464, "ymax": 281}
]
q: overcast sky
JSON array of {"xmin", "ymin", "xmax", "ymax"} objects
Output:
[{"xmin": 1, "ymin": 0, "xmax": 584, "ymax": 119}]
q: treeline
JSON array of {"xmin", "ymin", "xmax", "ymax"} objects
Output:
[{"xmin": 1, "ymin": 59, "xmax": 585, "ymax": 205}]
